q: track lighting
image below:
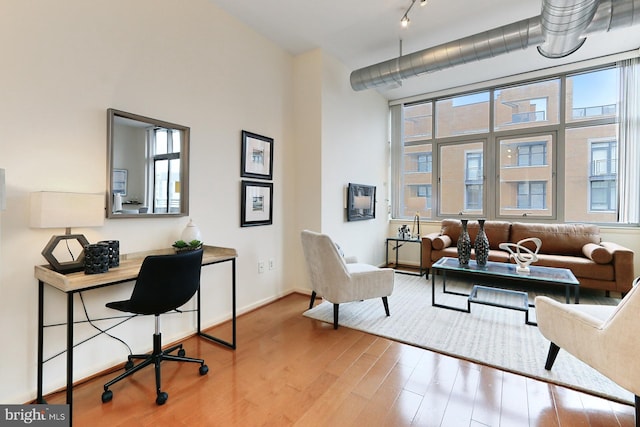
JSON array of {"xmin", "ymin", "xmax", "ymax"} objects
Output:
[{"xmin": 400, "ymin": 0, "xmax": 428, "ymax": 28}]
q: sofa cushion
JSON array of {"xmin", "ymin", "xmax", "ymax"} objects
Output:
[
  {"xmin": 441, "ymin": 219, "xmax": 511, "ymax": 250},
  {"xmin": 511, "ymin": 222, "xmax": 600, "ymax": 256},
  {"xmin": 582, "ymin": 243, "xmax": 613, "ymax": 264},
  {"xmin": 533, "ymin": 254, "xmax": 614, "ymax": 281},
  {"xmin": 432, "ymin": 235, "xmax": 452, "ymax": 250}
]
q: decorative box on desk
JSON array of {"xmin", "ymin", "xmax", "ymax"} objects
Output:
[
  {"xmin": 34, "ymin": 245, "xmax": 238, "ymax": 424},
  {"xmin": 385, "ymin": 237, "xmax": 426, "ymax": 277}
]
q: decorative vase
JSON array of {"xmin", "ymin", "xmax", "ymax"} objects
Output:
[
  {"xmin": 98, "ymin": 240, "xmax": 120, "ymax": 268},
  {"xmin": 181, "ymin": 218, "xmax": 202, "ymax": 243},
  {"xmin": 457, "ymin": 219, "xmax": 471, "ymax": 266},
  {"xmin": 474, "ymin": 218, "xmax": 490, "ymax": 266},
  {"xmin": 84, "ymin": 243, "xmax": 110, "ymax": 274}
]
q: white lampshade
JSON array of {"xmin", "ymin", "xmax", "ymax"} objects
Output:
[
  {"xmin": 30, "ymin": 191, "xmax": 105, "ymax": 273},
  {"xmin": 30, "ymin": 192, "xmax": 104, "ymax": 229}
]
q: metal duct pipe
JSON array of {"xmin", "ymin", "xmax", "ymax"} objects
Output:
[
  {"xmin": 538, "ymin": 0, "xmax": 599, "ymax": 58},
  {"xmin": 350, "ymin": 0, "xmax": 640, "ymax": 91},
  {"xmin": 584, "ymin": 0, "xmax": 640, "ymax": 35},
  {"xmin": 350, "ymin": 17, "xmax": 544, "ymax": 91}
]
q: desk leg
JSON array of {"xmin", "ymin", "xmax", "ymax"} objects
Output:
[
  {"xmin": 36, "ymin": 281, "xmax": 45, "ymax": 404},
  {"xmin": 198, "ymin": 258, "xmax": 237, "ymax": 350},
  {"xmin": 66, "ymin": 292, "xmax": 74, "ymax": 423}
]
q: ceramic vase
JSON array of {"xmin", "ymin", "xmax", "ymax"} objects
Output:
[
  {"xmin": 84, "ymin": 243, "xmax": 110, "ymax": 275},
  {"xmin": 474, "ymin": 218, "xmax": 490, "ymax": 266},
  {"xmin": 457, "ymin": 219, "xmax": 471, "ymax": 266},
  {"xmin": 98, "ymin": 240, "xmax": 120, "ymax": 268}
]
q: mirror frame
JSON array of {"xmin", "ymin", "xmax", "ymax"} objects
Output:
[{"xmin": 106, "ymin": 108, "xmax": 190, "ymax": 218}]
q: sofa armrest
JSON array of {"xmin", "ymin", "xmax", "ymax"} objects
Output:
[
  {"xmin": 601, "ymin": 241, "xmax": 635, "ymax": 293},
  {"xmin": 421, "ymin": 232, "xmax": 442, "ymax": 273}
]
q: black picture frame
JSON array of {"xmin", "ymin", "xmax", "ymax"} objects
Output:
[
  {"xmin": 241, "ymin": 180, "xmax": 273, "ymax": 227},
  {"xmin": 347, "ymin": 183, "xmax": 376, "ymax": 221},
  {"xmin": 241, "ymin": 130, "xmax": 273, "ymax": 180}
]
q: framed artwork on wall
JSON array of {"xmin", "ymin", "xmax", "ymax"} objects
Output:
[
  {"xmin": 112, "ymin": 168, "xmax": 127, "ymax": 196},
  {"xmin": 241, "ymin": 130, "xmax": 273, "ymax": 180},
  {"xmin": 241, "ymin": 180, "xmax": 273, "ymax": 227},
  {"xmin": 347, "ymin": 183, "xmax": 376, "ymax": 221}
]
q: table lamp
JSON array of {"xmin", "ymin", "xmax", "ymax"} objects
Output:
[
  {"xmin": 30, "ymin": 191, "xmax": 105, "ymax": 273},
  {"xmin": 407, "ymin": 196, "xmax": 425, "ymax": 239}
]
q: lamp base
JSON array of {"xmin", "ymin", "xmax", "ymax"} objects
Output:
[{"xmin": 42, "ymin": 233, "xmax": 90, "ymax": 274}]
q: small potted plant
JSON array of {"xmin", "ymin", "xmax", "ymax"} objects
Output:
[{"xmin": 172, "ymin": 239, "xmax": 203, "ymax": 253}]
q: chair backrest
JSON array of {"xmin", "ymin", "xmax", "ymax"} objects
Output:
[
  {"xmin": 300, "ymin": 230, "xmax": 350, "ymax": 298},
  {"xmin": 127, "ymin": 249, "xmax": 204, "ymax": 315}
]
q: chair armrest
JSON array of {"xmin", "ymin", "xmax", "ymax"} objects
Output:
[
  {"xmin": 601, "ymin": 241, "xmax": 635, "ymax": 293},
  {"xmin": 344, "ymin": 255, "xmax": 358, "ymax": 264}
]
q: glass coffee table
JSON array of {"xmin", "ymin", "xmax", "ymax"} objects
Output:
[{"xmin": 431, "ymin": 257, "xmax": 580, "ymax": 325}]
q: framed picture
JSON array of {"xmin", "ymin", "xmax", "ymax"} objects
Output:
[
  {"xmin": 347, "ymin": 183, "xmax": 376, "ymax": 221},
  {"xmin": 241, "ymin": 130, "xmax": 273, "ymax": 180},
  {"xmin": 241, "ymin": 181, "xmax": 273, "ymax": 227},
  {"xmin": 112, "ymin": 168, "xmax": 127, "ymax": 196}
]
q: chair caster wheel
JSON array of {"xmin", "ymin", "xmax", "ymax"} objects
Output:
[
  {"xmin": 156, "ymin": 391, "xmax": 168, "ymax": 405},
  {"xmin": 101, "ymin": 390, "xmax": 113, "ymax": 403},
  {"xmin": 177, "ymin": 349, "xmax": 186, "ymax": 357},
  {"xmin": 199, "ymin": 364, "xmax": 209, "ymax": 375},
  {"xmin": 124, "ymin": 360, "xmax": 134, "ymax": 370}
]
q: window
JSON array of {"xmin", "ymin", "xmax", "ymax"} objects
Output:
[
  {"xmin": 436, "ymin": 92, "xmax": 489, "ymax": 138},
  {"xmin": 392, "ymin": 63, "xmax": 635, "ymax": 224},
  {"xmin": 517, "ymin": 181, "xmax": 546, "ymax": 209},
  {"xmin": 150, "ymin": 128, "xmax": 181, "ymax": 213},
  {"xmin": 405, "ymin": 152, "xmax": 432, "ymax": 173},
  {"xmin": 438, "ymin": 142, "xmax": 484, "ymax": 216},
  {"xmin": 494, "ymin": 80, "xmax": 559, "ymax": 131},
  {"xmin": 517, "ymin": 143, "xmax": 547, "ymax": 167},
  {"xmin": 589, "ymin": 141, "xmax": 617, "ymax": 212}
]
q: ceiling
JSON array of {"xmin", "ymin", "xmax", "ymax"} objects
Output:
[{"xmin": 209, "ymin": 0, "xmax": 640, "ymax": 101}]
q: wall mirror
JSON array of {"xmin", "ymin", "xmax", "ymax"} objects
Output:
[{"xmin": 106, "ymin": 108, "xmax": 190, "ymax": 218}]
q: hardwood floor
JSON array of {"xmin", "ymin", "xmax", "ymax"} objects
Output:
[{"xmin": 45, "ymin": 293, "xmax": 635, "ymax": 426}]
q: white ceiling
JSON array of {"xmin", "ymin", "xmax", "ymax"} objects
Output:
[{"xmin": 209, "ymin": 0, "xmax": 640, "ymax": 100}]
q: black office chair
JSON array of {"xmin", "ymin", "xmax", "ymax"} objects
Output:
[{"xmin": 101, "ymin": 249, "xmax": 208, "ymax": 405}]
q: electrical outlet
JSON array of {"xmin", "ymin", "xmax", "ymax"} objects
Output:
[
  {"xmin": 269, "ymin": 258, "xmax": 275, "ymax": 270},
  {"xmin": 258, "ymin": 261, "xmax": 265, "ymax": 273}
]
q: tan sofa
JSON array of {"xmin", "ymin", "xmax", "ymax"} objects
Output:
[{"xmin": 422, "ymin": 219, "xmax": 635, "ymax": 294}]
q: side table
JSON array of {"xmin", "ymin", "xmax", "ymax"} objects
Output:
[{"xmin": 385, "ymin": 237, "xmax": 426, "ymax": 276}]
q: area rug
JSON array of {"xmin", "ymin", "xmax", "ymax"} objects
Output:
[{"xmin": 303, "ymin": 273, "xmax": 634, "ymax": 405}]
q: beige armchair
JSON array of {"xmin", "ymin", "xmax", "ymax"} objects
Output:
[
  {"xmin": 301, "ymin": 230, "xmax": 395, "ymax": 329},
  {"xmin": 535, "ymin": 278, "xmax": 640, "ymax": 424}
]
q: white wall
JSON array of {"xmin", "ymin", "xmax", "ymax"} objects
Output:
[
  {"xmin": 0, "ymin": 0, "xmax": 390, "ymax": 404},
  {"xmin": 320, "ymin": 53, "xmax": 390, "ymax": 263}
]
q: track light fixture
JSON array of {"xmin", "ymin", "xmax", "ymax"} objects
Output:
[{"xmin": 400, "ymin": 0, "xmax": 428, "ymax": 28}]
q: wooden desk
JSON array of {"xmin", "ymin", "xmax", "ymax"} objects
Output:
[{"xmin": 35, "ymin": 245, "xmax": 238, "ymax": 421}]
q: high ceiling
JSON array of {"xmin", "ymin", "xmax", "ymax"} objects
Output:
[{"xmin": 209, "ymin": 0, "xmax": 640, "ymax": 100}]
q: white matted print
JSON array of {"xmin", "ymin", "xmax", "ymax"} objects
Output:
[
  {"xmin": 241, "ymin": 181, "xmax": 273, "ymax": 227},
  {"xmin": 241, "ymin": 130, "xmax": 273, "ymax": 180}
]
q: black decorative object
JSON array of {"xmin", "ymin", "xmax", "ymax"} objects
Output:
[
  {"xmin": 474, "ymin": 218, "xmax": 490, "ymax": 266},
  {"xmin": 457, "ymin": 219, "xmax": 471, "ymax": 266},
  {"xmin": 84, "ymin": 243, "xmax": 110, "ymax": 274},
  {"xmin": 99, "ymin": 240, "xmax": 120, "ymax": 268}
]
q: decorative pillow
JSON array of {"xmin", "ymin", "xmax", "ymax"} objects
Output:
[
  {"xmin": 334, "ymin": 243, "xmax": 345, "ymax": 257},
  {"xmin": 582, "ymin": 243, "xmax": 613, "ymax": 264},
  {"xmin": 432, "ymin": 235, "xmax": 452, "ymax": 250}
]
